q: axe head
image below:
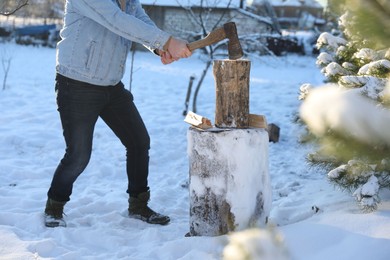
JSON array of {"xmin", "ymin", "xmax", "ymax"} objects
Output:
[
  {"xmin": 187, "ymin": 22, "xmax": 244, "ymax": 60},
  {"xmin": 223, "ymin": 22, "xmax": 243, "ymax": 60}
]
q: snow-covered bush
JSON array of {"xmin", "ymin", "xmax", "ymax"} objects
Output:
[
  {"xmin": 299, "ymin": 0, "xmax": 390, "ymax": 211},
  {"xmin": 222, "ymin": 227, "xmax": 290, "ymax": 260},
  {"xmin": 298, "ymin": 83, "xmax": 313, "ymax": 100},
  {"xmin": 327, "ymin": 160, "xmax": 385, "ymax": 211}
]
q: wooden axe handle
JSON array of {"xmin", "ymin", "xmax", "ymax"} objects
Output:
[{"xmin": 187, "ymin": 27, "xmax": 226, "ymax": 51}]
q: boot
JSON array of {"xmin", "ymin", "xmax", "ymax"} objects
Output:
[
  {"xmin": 44, "ymin": 198, "xmax": 66, "ymax": 228},
  {"xmin": 128, "ymin": 191, "xmax": 170, "ymax": 225}
]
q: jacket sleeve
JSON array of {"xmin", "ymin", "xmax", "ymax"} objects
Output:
[
  {"xmin": 71, "ymin": 0, "xmax": 170, "ymax": 50},
  {"xmin": 133, "ymin": 1, "xmax": 163, "ymax": 54},
  {"xmin": 134, "ymin": 1, "xmax": 156, "ymax": 27}
]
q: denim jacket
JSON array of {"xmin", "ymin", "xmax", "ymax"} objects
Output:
[{"xmin": 56, "ymin": 0, "xmax": 171, "ymax": 86}]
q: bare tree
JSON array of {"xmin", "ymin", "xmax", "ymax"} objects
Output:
[
  {"xmin": 177, "ymin": 0, "xmax": 233, "ymax": 59},
  {"xmin": 0, "ymin": 0, "xmax": 29, "ymax": 16},
  {"xmin": 1, "ymin": 0, "xmax": 26, "ymax": 90},
  {"xmin": 36, "ymin": 0, "xmax": 64, "ymax": 22},
  {"xmin": 1, "ymin": 48, "xmax": 12, "ymax": 90},
  {"xmin": 176, "ymin": 0, "xmax": 234, "ymax": 113}
]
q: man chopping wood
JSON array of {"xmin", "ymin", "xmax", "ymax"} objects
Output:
[{"xmin": 44, "ymin": 0, "xmax": 192, "ymax": 228}]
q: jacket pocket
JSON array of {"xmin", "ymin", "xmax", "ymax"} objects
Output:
[{"xmin": 86, "ymin": 41, "xmax": 96, "ymax": 70}]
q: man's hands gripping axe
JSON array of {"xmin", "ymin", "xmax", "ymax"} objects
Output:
[
  {"xmin": 159, "ymin": 37, "xmax": 192, "ymax": 65},
  {"xmin": 159, "ymin": 22, "xmax": 243, "ymax": 64}
]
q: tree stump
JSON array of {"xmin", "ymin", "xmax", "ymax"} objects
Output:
[
  {"xmin": 214, "ymin": 59, "xmax": 250, "ymax": 128},
  {"xmin": 188, "ymin": 128, "xmax": 271, "ymax": 236},
  {"xmin": 187, "ymin": 58, "xmax": 271, "ymax": 236}
]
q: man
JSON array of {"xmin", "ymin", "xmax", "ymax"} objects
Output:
[{"xmin": 44, "ymin": 0, "xmax": 192, "ymax": 228}]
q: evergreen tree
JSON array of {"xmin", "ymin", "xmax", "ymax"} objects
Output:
[{"xmin": 299, "ymin": 0, "xmax": 390, "ymax": 211}]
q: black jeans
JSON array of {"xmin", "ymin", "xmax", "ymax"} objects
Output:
[{"xmin": 48, "ymin": 74, "xmax": 150, "ymax": 202}]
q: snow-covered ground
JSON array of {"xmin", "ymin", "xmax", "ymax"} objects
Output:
[{"xmin": 0, "ymin": 43, "xmax": 389, "ymax": 259}]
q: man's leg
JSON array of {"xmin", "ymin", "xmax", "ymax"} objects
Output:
[
  {"xmin": 99, "ymin": 82, "xmax": 150, "ymax": 196},
  {"xmin": 100, "ymin": 83, "xmax": 170, "ymax": 225},
  {"xmin": 45, "ymin": 76, "xmax": 105, "ymax": 227}
]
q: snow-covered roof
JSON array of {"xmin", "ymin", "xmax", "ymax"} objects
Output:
[
  {"xmin": 140, "ymin": 0, "xmax": 241, "ymax": 8},
  {"xmin": 238, "ymin": 9, "xmax": 273, "ymax": 25},
  {"xmin": 141, "ymin": 0, "xmax": 323, "ymax": 8},
  {"xmin": 267, "ymin": 0, "xmax": 322, "ymax": 8}
]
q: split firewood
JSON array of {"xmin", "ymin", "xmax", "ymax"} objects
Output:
[
  {"xmin": 268, "ymin": 123, "xmax": 280, "ymax": 143},
  {"xmin": 248, "ymin": 114, "xmax": 268, "ymax": 129},
  {"xmin": 184, "ymin": 111, "xmax": 212, "ymax": 130}
]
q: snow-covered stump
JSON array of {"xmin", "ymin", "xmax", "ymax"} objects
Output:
[
  {"xmin": 187, "ymin": 127, "xmax": 271, "ymax": 236},
  {"xmin": 187, "ymin": 59, "xmax": 271, "ymax": 236}
]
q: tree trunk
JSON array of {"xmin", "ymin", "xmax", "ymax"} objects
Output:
[
  {"xmin": 213, "ymin": 59, "xmax": 250, "ymax": 128},
  {"xmin": 187, "ymin": 127, "xmax": 271, "ymax": 236}
]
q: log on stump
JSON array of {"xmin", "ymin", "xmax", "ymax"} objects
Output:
[
  {"xmin": 187, "ymin": 127, "xmax": 272, "ymax": 236},
  {"xmin": 214, "ymin": 59, "xmax": 250, "ymax": 128}
]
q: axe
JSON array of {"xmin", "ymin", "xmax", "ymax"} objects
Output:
[{"xmin": 187, "ymin": 22, "xmax": 243, "ymax": 60}]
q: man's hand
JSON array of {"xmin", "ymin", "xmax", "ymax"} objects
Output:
[
  {"xmin": 166, "ymin": 37, "xmax": 192, "ymax": 60},
  {"xmin": 160, "ymin": 51, "xmax": 175, "ymax": 65},
  {"xmin": 159, "ymin": 37, "xmax": 192, "ymax": 65}
]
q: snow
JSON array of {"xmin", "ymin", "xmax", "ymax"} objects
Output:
[
  {"xmin": 356, "ymin": 175, "xmax": 379, "ymax": 198},
  {"xmin": 323, "ymin": 61, "xmax": 350, "ymax": 78},
  {"xmin": 0, "ymin": 42, "xmax": 389, "ymax": 259},
  {"xmin": 222, "ymin": 228, "xmax": 290, "ymax": 260},
  {"xmin": 298, "ymin": 83, "xmax": 312, "ymax": 100},
  {"xmin": 328, "ymin": 164, "xmax": 348, "ymax": 179},
  {"xmin": 358, "ymin": 60, "xmax": 390, "ymax": 75},
  {"xmin": 316, "ymin": 52, "xmax": 333, "ymax": 66},
  {"xmin": 140, "ymin": 0, "xmax": 323, "ymax": 8},
  {"xmin": 270, "ymin": 0, "xmax": 322, "ymax": 8},
  {"xmin": 354, "ymin": 48, "xmax": 380, "ymax": 62},
  {"xmin": 300, "ymin": 84, "xmax": 390, "ymax": 146},
  {"xmin": 316, "ymin": 32, "xmax": 347, "ymax": 51}
]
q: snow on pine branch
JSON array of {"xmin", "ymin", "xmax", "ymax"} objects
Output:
[
  {"xmin": 358, "ymin": 60, "xmax": 390, "ymax": 76},
  {"xmin": 353, "ymin": 175, "xmax": 380, "ymax": 212},
  {"xmin": 322, "ymin": 62, "xmax": 351, "ymax": 81},
  {"xmin": 300, "ymin": 85, "xmax": 390, "ymax": 149},
  {"xmin": 354, "ymin": 48, "xmax": 381, "ymax": 63},
  {"xmin": 316, "ymin": 32, "xmax": 347, "ymax": 52},
  {"xmin": 328, "ymin": 160, "xmax": 381, "ymax": 211},
  {"xmin": 316, "ymin": 52, "xmax": 334, "ymax": 67}
]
